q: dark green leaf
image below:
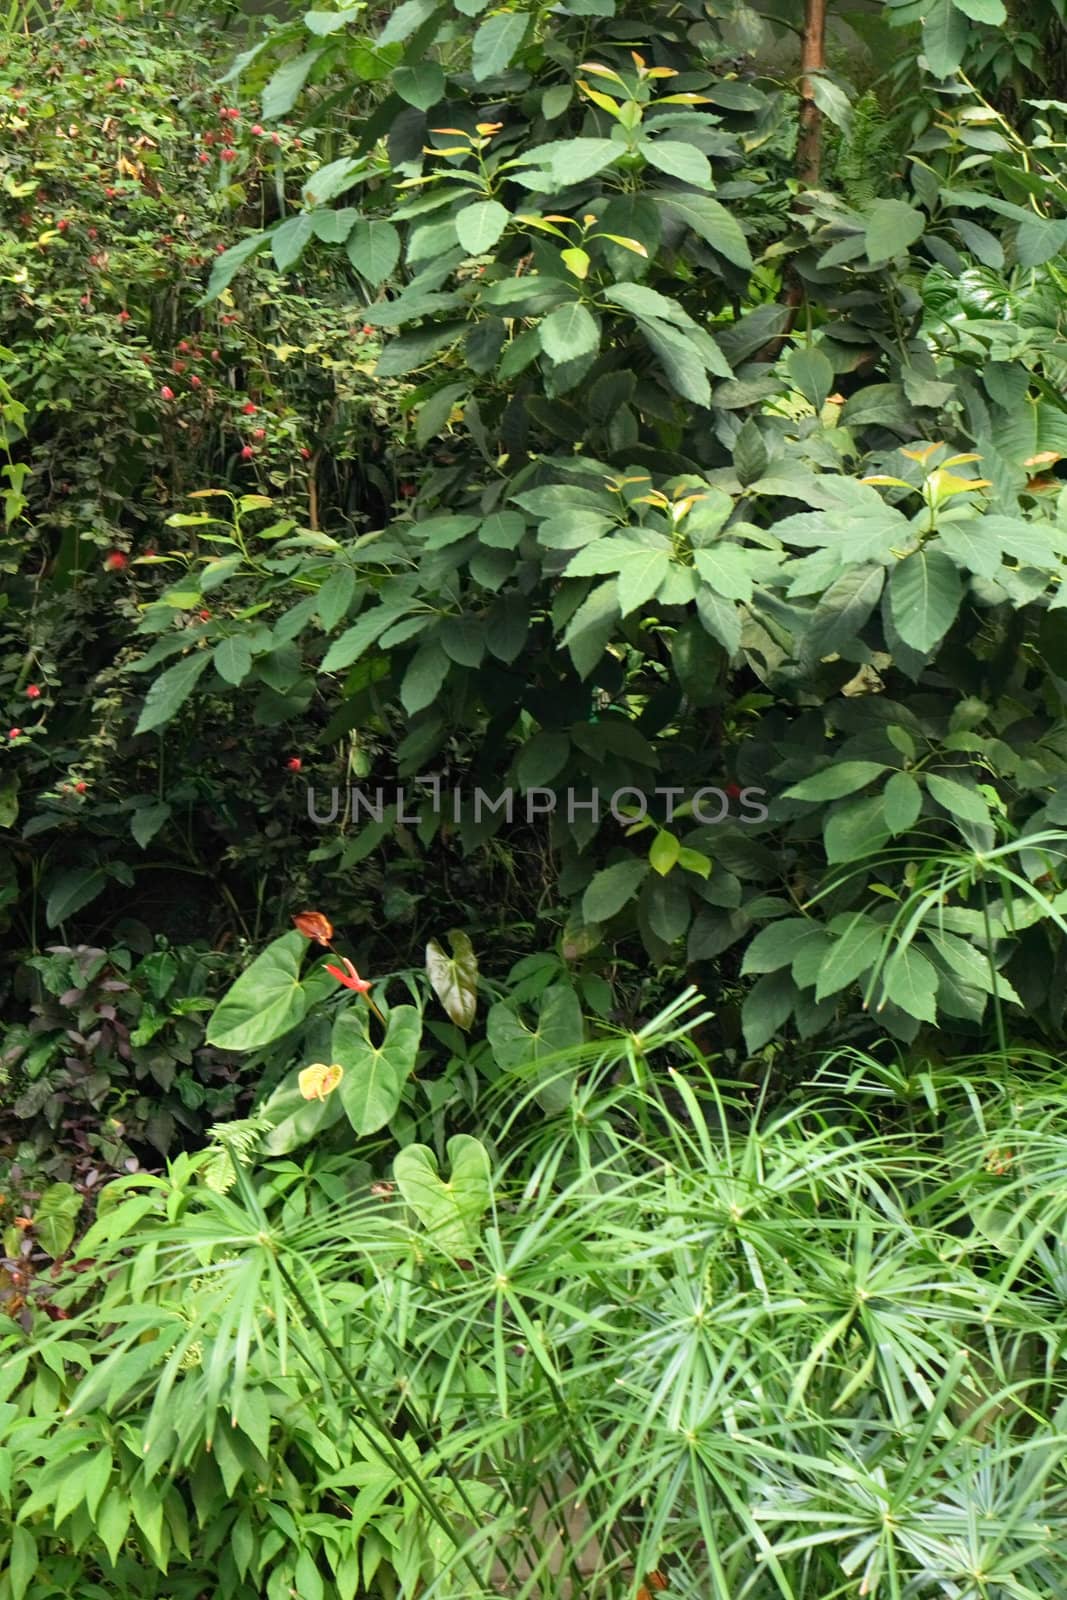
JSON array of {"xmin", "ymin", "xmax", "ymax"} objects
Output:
[
  {"xmin": 134, "ymin": 651, "xmax": 212, "ymax": 734},
  {"xmin": 539, "ymin": 302, "xmax": 599, "ymax": 362},
  {"xmin": 346, "ymin": 219, "xmax": 401, "ymax": 284},
  {"xmin": 472, "ymin": 11, "xmax": 529, "ymax": 79},
  {"xmin": 582, "ymin": 859, "xmax": 650, "ymax": 923},
  {"xmin": 888, "ymin": 548, "xmax": 963, "ymax": 654},
  {"xmin": 425, "ymin": 931, "xmax": 479, "ymax": 1029},
  {"xmin": 865, "ymin": 199, "xmax": 925, "ymax": 263},
  {"xmin": 206, "ymin": 932, "xmax": 311, "ymax": 1050}
]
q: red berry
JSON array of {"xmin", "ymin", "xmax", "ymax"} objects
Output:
[
  {"xmin": 87, "ymin": 227, "xmax": 97, "ymax": 239},
  {"xmin": 198, "ymin": 609, "xmax": 211, "ymax": 621},
  {"xmin": 57, "ymin": 218, "xmax": 69, "ymax": 232},
  {"xmin": 361, "ymin": 324, "xmax": 373, "ymax": 335},
  {"xmin": 74, "ymin": 781, "xmax": 87, "ymax": 794},
  {"xmin": 286, "ymin": 757, "xmax": 302, "ymax": 772},
  {"xmin": 26, "ymin": 684, "xmax": 41, "ymax": 699},
  {"xmin": 242, "ymin": 402, "xmax": 256, "ymax": 415},
  {"xmin": 105, "ymin": 186, "xmax": 116, "ymax": 198},
  {"xmin": 117, "ymin": 309, "xmax": 130, "ymax": 322},
  {"xmin": 198, "ymin": 153, "xmax": 210, "ymax": 165},
  {"xmin": 220, "ymin": 149, "xmax": 236, "ymax": 163},
  {"xmin": 8, "ymin": 729, "xmax": 21, "ymax": 739},
  {"xmin": 299, "ymin": 446, "xmax": 311, "ymax": 460},
  {"xmin": 104, "ymin": 551, "xmax": 128, "ymax": 571},
  {"xmin": 210, "ymin": 349, "xmax": 220, "ymax": 361},
  {"xmin": 252, "ymin": 427, "xmax": 265, "ymax": 440},
  {"xmin": 160, "ymin": 385, "xmax": 175, "ymax": 401},
  {"xmin": 241, "ymin": 445, "xmax": 254, "ymax": 460},
  {"xmin": 399, "ymin": 482, "xmax": 416, "ymax": 497},
  {"xmin": 190, "ymin": 374, "xmax": 202, "ymax": 388},
  {"xmin": 177, "ymin": 339, "xmax": 189, "ymax": 352},
  {"xmin": 270, "ymin": 131, "xmax": 281, "ymax": 145},
  {"xmin": 80, "ymin": 294, "xmax": 91, "ymax": 307},
  {"xmin": 172, "ymin": 360, "xmax": 186, "ymax": 374},
  {"xmin": 251, "ymin": 124, "xmax": 264, "ymax": 136}
]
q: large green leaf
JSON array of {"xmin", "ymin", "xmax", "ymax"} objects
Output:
[
  {"xmin": 784, "ymin": 762, "xmax": 887, "ymax": 802},
  {"xmin": 878, "ymin": 943, "xmax": 939, "ymax": 1024},
  {"xmin": 471, "ymin": 11, "xmax": 528, "ymax": 79},
  {"xmin": 400, "ymin": 641, "xmax": 450, "ymax": 713},
  {"xmin": 346, "ymin": 219, "xmax": 401, "ymax": 284},
  {"xmin": 425, "ymin": 930, "xmax": 479, "ymax": 1029},
  {"xmin": 815, "ymin": 914, "xmax": 886, "ymax": 1001},
  {"xmin": 9, "ymin": 1525, "xmax": 37, "ymax": 1600},
  {"xmin": 641, "ymin": 138, "xmax": 712, "ymax": 189},
  {"xmin": 271, "ymin": 212, "xmax": 315, "ymax": 272},
  {"xmin": 393, "ymin": 61, "xmax": 446, "ymax": 109},
  {"xmin": 206, "ymin": 931, "xmax": 312, "ymax": 1051},
  {"xmin": 638, "ymin": 317, "xmax": 711, "ymax": 406},
  {"xmin": 742, "ymin": 970, "xmax": 796, "ymax": 1052},
  {"xmin": 888, "ymin": 549, "xmax": 963, "ymax": 654},
  {"xmin": 865, "ymin": 200, "xmax": 925, "ymax": 264},
  {"xmin": 741, "ymin": 918, "xmax": 816, "ymax": 975},
  {"xmin": 951, "ymin": 0, "xmax": 1005, "ymax": 20},
  {"xmin": 883, "ymin": 771, "xmax": 923, "ymax": 834},
  {"xmin": 823, "ymin": 794, "xmax": 891, "ymax": 864},
  {"xmin": 258, "ymin": 1070, "xmax": 347, "ymax": 1155},
  {"xmin": 134, "ymin": 650, "xmax": 212, "ymax": 734},
  {"xmin": 921, "ymin": 0, "xmax": 968, "ymax": 76},
  {"xmin": 393, "ymin": 1134, "xmax": 491, "ymax": 1257},
  {"xmin": 33, "ymin": 1182, "xmax": 81, "ymax": 1258},
  {"xmin": 582, "ymin": 858, "xmax": 650, "ymax": 922},
  {"xmin": 200, "ymin": 232, "xmax": 272, "ymax": 304},
  {"xmin": 456, "ymin": 199, "xmax": 509, "ymax": 254},
  {"xmin": 659, "ymin": 193, "xmax": 753, "ymax": 269},
  {"xmin": 334, "ymin": 1004, "xmax": 422, "ymax": 1134},
  {"xmin": 45, "ymin": 866, "xmax": 108, "ymax": 928},
  {"xmin": 261, "ymin": 48, "xmax": 324, "ymax": 119},
  {"xmin": 214, "ymin": 636, "xmax": 253, "ymax": 686},
  {"xmin": 539, "ymin": 302, "xmax": 599, "ymax": 363},
  {"xmin": 786, "ymin": 346, "xmax": 834, "ymax": 410}
]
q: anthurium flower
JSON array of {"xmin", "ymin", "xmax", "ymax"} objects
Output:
[
  {"xmin": 298, "ymin": 1062, "xmax": 343, "ymax": 1101},
  {"xmin": 292, "ymin": 910, "xmax": 334, "ymax": 945},
  {"xmin": 325, "ymin": 956, "xmax": 372, "ymax": 993}
]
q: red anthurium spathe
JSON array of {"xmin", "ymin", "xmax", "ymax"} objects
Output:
[
  {"xmin": 325, "ymin": 956, "xmax": 372, "ymax": 994},
  {"xmin": 293, "ymin": 910, "xmax": 334, "ymax": 946}
]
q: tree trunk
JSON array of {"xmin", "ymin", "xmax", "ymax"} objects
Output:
[
  {"xmin": 757, "ymin": 0, "xmax": 828, "ymax": 361},
  {"xmin": 797, "ymin": 0, "xmax": 828, "ymax": 189}
]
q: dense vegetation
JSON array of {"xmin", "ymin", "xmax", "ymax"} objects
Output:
[{"xmin": 3, "ymin": 0, "xmax": 1067, "ymax": 1595}]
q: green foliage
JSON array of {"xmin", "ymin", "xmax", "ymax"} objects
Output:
[
  {"xmin": 6, "ymin": 1013, "xmax": 1067, "ymax": 1598},
  {"xmin": 123, "ymin": 0, "xmax": 1067, "ymax": 1055}
]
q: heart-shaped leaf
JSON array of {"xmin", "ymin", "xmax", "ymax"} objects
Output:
[
  {"xmin": 393, "ymin": 1134, "xmax": 491, "ymax": 1257},
  {"xmin": 333, "ymin": 1004, "xmax": 422, "ymax": 1134},
  {"xmin": 425, "ymin": 931, "xmax": 479, "ymax": 1029},
  {"xmin": 206, "ymin": 931, "xmax": 312, "ymax": 1051}
]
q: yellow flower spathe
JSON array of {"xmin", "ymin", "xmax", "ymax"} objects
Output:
[{"xmin": 298, "ymin": 1063, "xmax": 344, "ymax": 1101}]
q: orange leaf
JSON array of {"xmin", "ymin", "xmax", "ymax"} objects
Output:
[{"xmin": 293, "ymin": 910, "xmax": 334, "ymax": 945}]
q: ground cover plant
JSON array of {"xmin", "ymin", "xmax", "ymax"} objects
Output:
[
  {"xmin": 3, "ymin": 1002, "xmax": 1067, "ymax": 1599},
  {"xmin": 3, "ymin": 0, "xmax": 1067, "ymax": 1594}
]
